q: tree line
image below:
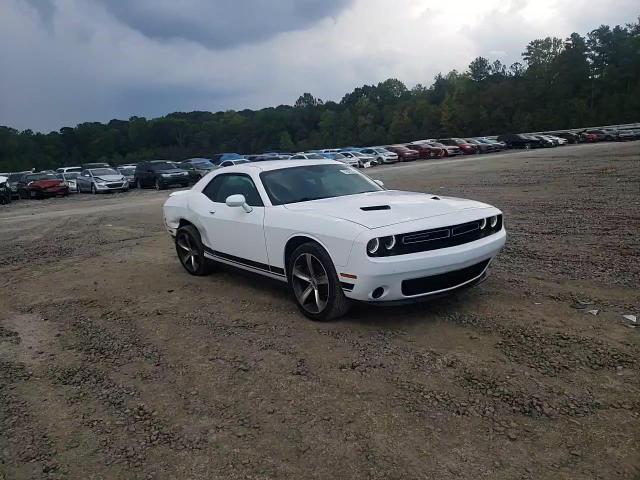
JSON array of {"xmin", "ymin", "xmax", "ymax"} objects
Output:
[{"xmin": 1, "ymin": 18, "xmax": 638, "ymax": 172}]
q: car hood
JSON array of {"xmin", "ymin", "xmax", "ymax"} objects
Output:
[
  {"xmin": 283, "ymin": 190, "xmax": 495, "ymax": 229},
  {"xmin": 95, "ymin": 175, "xmax": 124, "ymax": 182}
]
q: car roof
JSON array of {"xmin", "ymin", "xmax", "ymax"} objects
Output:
[{"xmin": 227, "ymin": 159, "xmax": 337, "ymax": 173}]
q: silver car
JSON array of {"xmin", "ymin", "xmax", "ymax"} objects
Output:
[
  {"xmin": 76, "ymin": 168, "xmax": 129, "ymax": 194},
  {"xmin": 56, "ymin": 172, "xmax": 80, "ymax": 192},
  {"xmin": 117, "ymin": 165, "xmax": 137, "ymax": 187}
]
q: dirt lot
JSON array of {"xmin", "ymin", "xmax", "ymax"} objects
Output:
[{"xmin": 1, "ymin": 142, "xmax": 639, "ymax": 480}]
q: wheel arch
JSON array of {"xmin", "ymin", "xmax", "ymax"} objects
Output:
[{"xmin": 283, "ymin": 235, "xmax": 334, "ymax": 278}]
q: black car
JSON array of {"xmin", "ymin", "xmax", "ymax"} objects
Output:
[
  {"xmin": 179, "ymin": 158, "xmax": 217, "ymax": 182},
  {"xmin": 134, "ymin": 160, "xmax": 190, "ymax": 190},
  {"xmin": 0, "ymin": 176, "xmax": 11, "ymax": 204},
  {"xmin": 6, "ymin": 171, "xmax": 31, "ymax": 199},
  {"xmin": 496, "ymin": 134, "xmax": 542, "ymax": 149}
]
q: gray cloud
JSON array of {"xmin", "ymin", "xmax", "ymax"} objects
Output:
[
  {"xmin": 1, "ymin": 0, "xmax": 638, "ymax": 133},
  {"xmin": 95, "ymin": 0, "xmax": 353, "ymax": 49}
]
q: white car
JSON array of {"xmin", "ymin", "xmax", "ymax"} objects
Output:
[
  {"xmin": 340, "ymin": 151, "xmax": 376, "ymax": 168},
  {"xmin": 56, "ymin": 166, "xmax": 82, "ymax": 174},
  {"xmin": 360, "ymin": 147, "xmax": 399, "ymax": 164},
  {"xmin": 290, "ymin": 153, "xmax": 327, "ymax": 160},
  {"xmin": 163, "ymin": 160, "xmax": 506, "ymax": 320}
]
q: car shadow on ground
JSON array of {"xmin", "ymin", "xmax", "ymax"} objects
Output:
[{"xmin": 209, "ymin": 260, "xmax": 477, "ymax": 328}]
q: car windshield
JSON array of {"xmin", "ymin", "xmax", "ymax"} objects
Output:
[
  {"xmin": 193, "ymin": 160, "xmax": 215, "ymax": 168},
  {"xmin": 260, "ymin": 164, "xmax": 382, "ymax": 205},
  {"xmin": 118, "ymin": 167, "xmax": 135, "ymax": 175},
  {"xmin": 63, "ymin": 172, "xmax": 80, "ymax": 179},
  {"xmin": 64, "ymin": 167, "xmax": 81, "ymax": 172},
  {"xmin": 304, "ymin": 153, "xmax": 326, "ymax": 160},
  {"xmin": 26, "ymin": 173, "xmax": 57, "ymax": 181},
  {"xmin": 373, "ymin": 148, "xmax": 388, "ymax": 153},
  {"xmin": 91, "ymin": 168, "xmax": 118, "ymax": 176},
  {"xmin": 151, "ymin": 162, "xmax": 177, "ymax": 170},
  {"xmin": 9, "ymin": 173, "xmax": 26, "ymax": 180},
  {"xmin": 221, "ymin": 154, "xmax": 243, "ymax": 160}
]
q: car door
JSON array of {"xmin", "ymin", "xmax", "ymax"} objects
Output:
[
  {"xmin": 77, "ymin": 170, "xmax": 90, "ymax": 191},
  {"xmin": 196, "ymin": 173, "xmax": 270, "ymax": 271}
]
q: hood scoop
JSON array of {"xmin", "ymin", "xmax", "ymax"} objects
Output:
[
  {"xmin": 360, "ymin": 205, "xmax": 391, "ymax": 211},
  {"xmin": 431, "ymin": 196, "xmax": 441, "ymax": 200}
]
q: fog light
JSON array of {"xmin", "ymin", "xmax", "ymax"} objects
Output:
[
  {"xmin": 489, "ymin": 216, "xmax": 498, "ymax": 228},
  {"xmin": 372, "ymin": 287, "xmax": 384, "ymax": 299},
  {"xmin": 367, "ymin": 238, "xmax": 380, "ymax": 255}
]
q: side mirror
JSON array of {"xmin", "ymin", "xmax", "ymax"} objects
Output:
[
  {"xmin": 374, "ymin": 180, "xmax": 384, "ymax": 187},
  {"xmin": 226, "ymin": 194, "xmax": 252, "ymax": 213}
]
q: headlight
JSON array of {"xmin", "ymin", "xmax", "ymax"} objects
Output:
[
  {"xmin": 479, "ymin": 218, "xmax": 487, "ymax": 229},
  {"xmin": 383, "ymin": 235, "xmax": 396, "ymax": 250},
  {"xmin": 488, "ymin": 216, "xmax": 498, "ymax": 228},
  {"xmin": 161, "ymin": 173, "xmax": 171, "ymax": 178},
  {"xmin": 367, "ymin": 238, "xmax": 380, "ymax": 255}
]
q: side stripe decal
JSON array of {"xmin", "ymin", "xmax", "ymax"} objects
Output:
[{"xmin": 202, "ymin": 245, "xmax": 286, "ymax": 277}]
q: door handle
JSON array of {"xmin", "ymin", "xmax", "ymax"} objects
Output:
[{"xmin": 209, "ymin": 210, "xmax": 215, "ymax": 215}]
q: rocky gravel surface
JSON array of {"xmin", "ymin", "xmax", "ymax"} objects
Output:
[{"xmin": 0, "ymin": 142, "xmax": 639, "ymax": 479}]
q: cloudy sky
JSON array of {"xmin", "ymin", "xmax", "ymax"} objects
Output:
[{"xmin": 1, "ymin": 0, "xmax": 637, "ymax": 132}]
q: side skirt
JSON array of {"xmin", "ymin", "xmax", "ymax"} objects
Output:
[{"xmin": 202, "ymin": 249, "xmax": 287, "ymax": 283}]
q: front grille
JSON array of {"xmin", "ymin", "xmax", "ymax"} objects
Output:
[
  {"xmin": 401, "ymin": 259, "xmax": 490, "ymax": 296},
  {"xmin": 106, "ymin": 183, "xmax": 123, "ymax": 188},
  {"xmin": 370, "ymin": 215, "xmax": 502, "ymax": 257}
]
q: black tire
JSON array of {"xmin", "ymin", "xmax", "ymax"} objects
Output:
[
  {"xmin": 91, "ymin": 183, "xmax": 97, "ymax": 194},
  {"xmin": 155, "ymin": 178, "xmax": 164, "ymax": 190},
  {"xmin": 136, "ymin": 178, "xmax": 143, "ymax": 189},
  {"xmin": 287, "ymin": 242, "xmax": 351, "ymax": 321},
  {"xmin": 76, "ymin": 184, "xmax": 80, "ymax": 193},
  {"xmin": 175, "ymin": 225, "xmax": 213, "ymax": 276}
]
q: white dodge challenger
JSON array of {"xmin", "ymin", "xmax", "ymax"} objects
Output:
[{"xmin": 163, "ymin": 160, "xmax": 506, "ymax": 320}]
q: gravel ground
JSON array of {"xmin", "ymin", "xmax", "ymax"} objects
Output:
[{"xmin": 0, "ymin": 141, "xmax": 638, "ymax": 480}]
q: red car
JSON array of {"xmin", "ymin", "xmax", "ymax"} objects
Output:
[
  {"xmin": 405, "ymin": 143, "xmax": 445, "ymax": 159},
  {"xmin": 17, "ymin": 172, "xmax": 69, "ymax": 199},
  {"xmin": 438, "ymin": 138, "xmax": 478, "ymax": 155},
  {"xmin": 384, "ymin": 145, "xmax": 420, "ymax": 162}
]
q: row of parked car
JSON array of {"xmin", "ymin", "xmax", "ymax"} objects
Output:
[{"xmin": 2, "ymin": 126, "xmax": 637, "ymax": 204}]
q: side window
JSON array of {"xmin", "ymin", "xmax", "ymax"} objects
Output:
[
  {"xmin": 81, "ymin": 170, "xmax": 89, "ymax": 176},
  {"xmin": 207, "ymin": 174, "xmax": 263, "ymax": 207},
  {"xmin": 202, "ymin": 175, "xmax": 225, "ymax": 202}
]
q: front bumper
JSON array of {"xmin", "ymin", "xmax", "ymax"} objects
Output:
[
  {"xmin": 27, "ymin": 186, "xmax": 69, "ymax": 197},
  {"xmin": 340, "ymin": 228, "xmax": 506, "ymax": 303},
  {"xmin": 95, "ymin": 182, "xmax": 128, "ymax": 192}
]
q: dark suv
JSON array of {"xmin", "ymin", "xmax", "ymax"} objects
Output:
[{"xmin": 134, "ymin": 161, "xmax": 190, "ymax": 190}]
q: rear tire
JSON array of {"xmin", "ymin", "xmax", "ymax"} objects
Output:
[
  {"xmin": 175, "ymin": 225, "xmax": 213, "ymax": 276},
  {"xmin": 288, "ymin": 242, "xmax": 351, "ymax": 321}
]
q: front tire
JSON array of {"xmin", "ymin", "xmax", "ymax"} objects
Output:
[
  {"xmin": 91, "ymin": 184, "xmax": 97, "ymax": 194},
  {"xmin": 175, "ymin": 225, "xmax": 212, "ymax": 276},
  {"xmin": 288, "ymin": 242, "xmax": 350, "ymax": 321},
  {"xmin": 155, "ymin": 178, "xmax": 164, "ymax": 190}
]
